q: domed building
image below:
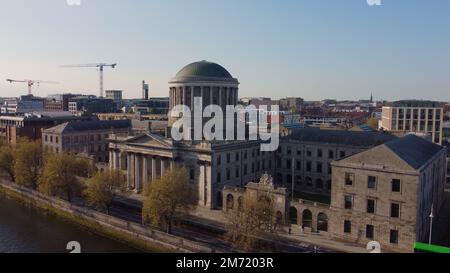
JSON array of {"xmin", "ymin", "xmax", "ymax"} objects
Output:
[{"xmin": 168, "ymin": 61, "xmax": 240, "ymax": 127}]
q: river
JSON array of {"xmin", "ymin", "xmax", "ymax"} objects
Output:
[{"xmin": 0, "ymin": 192, "xmax": 141, "ymax": 253}]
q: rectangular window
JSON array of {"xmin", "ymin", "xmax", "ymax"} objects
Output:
[
  {"xmin": 226, "ymin": 169, "xmax": 231, "ymax": 180},
  {"xmin": 317, "ymin": 149, "xmax": 323, "ymax": 158},
  {"xmin": 307, "ymin": 149, "xmax": 312, "ymax": 157},
  {"xmin": 367, "ymin": 199, "xmax": 376, "ymax": 214},
  {"xmin": 217, "ymin": 172, "xmax": 221, "ymax": 183},
  {"xmin": 328, "ymin": 150, "xmax": 334, "ymax": 159},
  {"xmin": 316, "ymin": 163, "xmax": 322, "ymax": 173},
  {"xmin": 235, "ymin": 152, "xmax": 239, "ymax": 161},
  {"xmin": 390, "ymin": 230, "xmax": 399, "ymax": 244},
  {"xmin": 286, "ymin": 159, "xmax": 291, "ymax": 170},
  {"xmin": 226, "ymin": 153, "xmax": 231, "ymax": 163},
  {"xmin": 392, "ymin": 179, "xmax": 401, "ymax": 192},
  {"xmin": 344, "ymin": 220, "xmax": 351, "ymax": 233},
  {"xmin": 390, "ymin": 203, "xmax": 400, "ymax": 218},
  {"xmin": 345, "ymin": 173, "xmax": 354, "ymax": 186},
  {"xmin": 296, "ymin": 160, "xmax": 301, "ymax": 171},
  {"xmin": 190, "ymin": 169, "xmax": 195, "ymax": 180},
  {"xmin": 366, "ymin": 225, "xmax": 374, "ymax": 239},
  {"xmin": 368, "ymin": 176, "xmax": 377, "ymax": 189},
  {"xmin": 340, "ymin": 151, "xmax": 346, "ymax": 158},
  {"xmin": 344, "ymin": 195, "xmax": 353, "ymax": 209},
  {"xmin": 306, "ymin": 161, "xmax": 312, "ymax": 172}
]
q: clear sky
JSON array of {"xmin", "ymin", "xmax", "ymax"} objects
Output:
[{"xmin": 1, "ymin": 0, "xmax": 449, "ymax": 101}]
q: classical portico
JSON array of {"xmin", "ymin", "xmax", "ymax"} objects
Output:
[{"xmin": 109, "ymin": 134, "xmax": 176, "ymax": 193}]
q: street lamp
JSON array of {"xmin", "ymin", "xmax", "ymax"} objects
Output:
[{"xmin": 429, "ymin": 204, "xmax": 434, "ymax": 245}]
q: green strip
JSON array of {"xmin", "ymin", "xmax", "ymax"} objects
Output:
[{"xmin": 414, "ymin": 242, "xmax": 450, "ymax": 253}]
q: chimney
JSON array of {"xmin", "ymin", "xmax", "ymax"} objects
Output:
[{"xmin": 142, "ymin": 80, "xmax": 149, "ymax": 100}]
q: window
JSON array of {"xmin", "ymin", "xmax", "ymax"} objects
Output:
[
  {"xmin": 226, "ymin": 153, "xmax": 231, "ymax": 163},
  {"xmin": 366, "ymin": 225, "xmax": 374, "ymax": 239},
  {"xmin": 317, "ymin": 149, "xmax": 323, "ymax": 158},
  {"xmin": 235, "ymin": 168, "xmax": 240, "ymax": 178},
  {"xmin": 390, "ymin": 203, "xmax": 400, "ymax": 218},
  {"xmin": 217, "ymin": 172, "xmax": 221, "ymax": 183},
  {"xmin": 235, "ymin": 152, "xmax": 239, "ymax": 161},
  {"xmin": 368, "ymin": 176, "xmax": 377, "ymax": 189},
  {"xmin": 367, "ymin": 199, "xmax": 376, "ymax": 214},
  {"xmin": 344, "ymin": 220, "xmax": 351, "ymax": 233},
  {"xmin": 306, "ymin": 161, "xmax": 312, "ymax": 172},
  {"xmin": 190, "ymin": 169, "xmax": 195, "ymax": 180},
  {"xmin": 392, "ymin": 179, "xmax": 401, "ymax": 192},
  {"xmin": 316, "ymin": 163, "xmax": 322, "ymax": 173},
  {"xmin": 243, "ymin": 164, "xmax": 247, "ymax": 175},
  {"xmin": 307, "ymin": 149, "xmax": 312, "ymax": 157},
  {"xmin": 345, "ymin": 173, "xmax": 354, "ymax": 186},
  {"xmin": 296, "ymin": 160, "xmax": 301, "ymax": 170},
  {"xmin": 296, "ymin": 149, "xmax": 301, "ymax": 156},
  {"xmin": 45, "ymin": 135, "xmax": 48, "ymax": 142},
  {"xmin": 328, "ymin": 150, "xmax": 334, "ymax": 159},
  {"xmin": 286, "ymin": 159, "xmax": 291, "ymax": 170},
  {"xmin": 226, "ymin": 169, "xmax": 231, "ymax": 180},
  {"xmin": 340, "ymin": 151, "xmax": 346, "ymax": 158},
  {"xmin": 344, "ymin": 195, "xmax": 353, "ymax": 209},
  {"xmin": 390, "ymin": 230, "xmax": 399, "ymax": 244}
]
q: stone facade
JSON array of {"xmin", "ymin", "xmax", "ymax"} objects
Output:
[{"xmin": 329, "ymin": 135, "xmax": 446, "ymax": 252}]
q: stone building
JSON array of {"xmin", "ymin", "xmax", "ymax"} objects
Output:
[
  {"xmin": 329, "ymin": 134, "xmax": 446, "ymax": 252},
  {"xmin": 275, "ymin": 128, "xmax": 396, "ymax": 198},
  {"xmin": 42, "ymin": 120, "xmax": 131, "ymax": 163}
]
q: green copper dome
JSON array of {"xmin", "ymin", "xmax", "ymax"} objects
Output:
[{"xmin": 170, "ymin": 61, "xmax": 238, "ymax": 83}]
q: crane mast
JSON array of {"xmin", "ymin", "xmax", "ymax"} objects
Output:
[{"xmin": 60, "ymin": 63, "xmax": 117, "ymax": 97}]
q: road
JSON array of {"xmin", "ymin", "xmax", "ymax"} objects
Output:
[{"xmin": 108, "ymin": 197, "xmax": 335, "ymax": 253}]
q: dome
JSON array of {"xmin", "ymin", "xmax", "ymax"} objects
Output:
[{"xmin": 170, "ymin": 61, "xmax": 238, "ymax": 83}]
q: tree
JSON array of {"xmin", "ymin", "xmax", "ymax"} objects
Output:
[
  {"xmin": 366, "ymin": 118, "xmax": 379, "ymax": 130},
  {"xmin": 38, "ymin": 152, "xmax": 84, "ymax": 202},
  {"xmin": 225, "ymin": 174, "xmax": 277, "ymax": 251},
  {"xmin": 142, "ymin": 167, "xmax": 196, "ymax": 234},
  {"xmin": 14, "ymin": 139, "xmax": 43, "ymax": 189},
  {"xmin": 84, "ymin": 169, "xmax": 127, "ymax": 214},
  {"xmin": 0, "ymin": 145, "xmax": 15, "ymax": 181}
]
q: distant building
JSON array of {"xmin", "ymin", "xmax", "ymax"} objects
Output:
[
  {"xmin": 142, "ymin": 81, "xmax": 149, "ymax": 100},
  {"xmin": 330, "ymin": 135, "xmax": 447, "ymax": 252},
  {"xmin": 0, "ymin": 112, "xmax": 81, "ymax": 144},
  {"xmin": 380, "ymin": 100, "xmax": 444, "ymax": 145},
  {"xmin": 105, "ymin": 90, "xmax": 123, "ymax": 110},
  {"xmin": 68, "ymin": 96, "xmax": 117, "ymax": 115},
  {"xmin": 42, "ymin": 120, "xmax": 131, "ymax": 163},
  {"xmin": 1, "ymin": 95, "xmax": 44, "ymax": 114},
  {"xmin": 43, "ymin": 94, "xmax": 78, "ymax": 112},
  {"xmin": 129, "ymin": 98, "xmax": 169, "ymax": 115},
  {"xmin": 279, "ymin": 97, "xmax": 304, "ymax": 112}
]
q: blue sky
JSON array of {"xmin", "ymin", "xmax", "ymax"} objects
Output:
[{"xmin": 1, "ymin": 0, "xmax": 449, "ymax": 101}]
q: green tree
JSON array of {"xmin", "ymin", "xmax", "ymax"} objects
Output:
[
  {"xmin": 14, "ymin": 139, "xmax": 43, "ymax": 189},
  {"xmin": 84, "ymin": 169, "xmax": 127, "ymax": 214},
  {"xmin": 142, "ymin": 167, "xmax": 196, "ymax": 234},
  {"xmin": 38, "ymin": 152, "xmax": 84, "ymax": 202},
  {"xmin": 0, "ymin": 145, "xmax": 15, "ymax": 181}
]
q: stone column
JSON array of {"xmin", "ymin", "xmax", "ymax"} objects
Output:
[
  {"xmin": 127, "ymin": 153, "xmax": 133, "ymax": 189},
  {"xmin": 142, "ymin": 156, "xmax": 148, "ymax": 189},
  {"xmin": 161, "ymin": 158, "xmax": 166, "ymax": 177},
  {"xmin": 199, "ymin": 164, "xmax": 205, "ymax": 206},
  {"xmin": 118, "ymin": 152, "xmax": 123, "ymax": 170},
  {"xmin": 205, "ymin": 164, "xmax": 212, "ymax": 208},
  {"xmin": 134, "ymin": 154, "xmax": 141, "ymax": 191},
  {"xmin": 109, "ymin": 150, "xmax": 114, "ymax": 169},
  {"xmin": 114, "ymin": 151, "xmax": 120, "ymax": 170},
  {"xmin": 152, "ymin": 156, "xmax": 157, "ymax": 181},
  {"xmin": 182, "ymin": 86, "xmax": 186, "ymax": 105},
  {"xmin": 210, "ymin": 87, "xmax": 213, "ymax": 105}
]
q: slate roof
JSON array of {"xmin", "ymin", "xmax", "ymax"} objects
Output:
[
  {"xmin": 44, "ymin": 120, "xmax": 131, "ymax": 134},
  {"xmin": 286, "ymin": 128, "xmax": 397, "ymax": 147},
  {"xmin": 384, "ymin": 134, "xmax": 444, "ymax": 169}
]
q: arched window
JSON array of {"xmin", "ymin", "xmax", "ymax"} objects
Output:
[
  {"xmin": 317, "ymin": 213, "xmax": 328, "ymax": 232},
  {"xmin": 226, "ymin": 194, "xmax": 234, "ymax": 211},
  {"xmin": 289, "ymin": 207, "xmax": 298, "ymax": 224},
  {"xmin": 302, "ymin": 209, "xmax": 312, "ymax": 228}
]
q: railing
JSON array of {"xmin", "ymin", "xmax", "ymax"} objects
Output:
[{"xmin": 0, "ymin": 179, "xmax": 215, "ymax": 253}]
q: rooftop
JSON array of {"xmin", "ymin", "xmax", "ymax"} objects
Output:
[
  {"xmin": 170, "ymin": 60, "xmax": 239, "ymax": 84},
  {"xmin": 286, "ymin": 127, "xmax": 397, "ymax": 147},
  {"xmin": 43, "ymin": 120, "xmax": 131, "ymax": 134},
  {"xmin": 384, "ymin": 134, "xmax": 444, "ymax": 169}
]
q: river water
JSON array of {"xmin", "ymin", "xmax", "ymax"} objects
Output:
[{"xmin": 0, "ymin": 193, "xmax": 141, "ymax": 253}]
